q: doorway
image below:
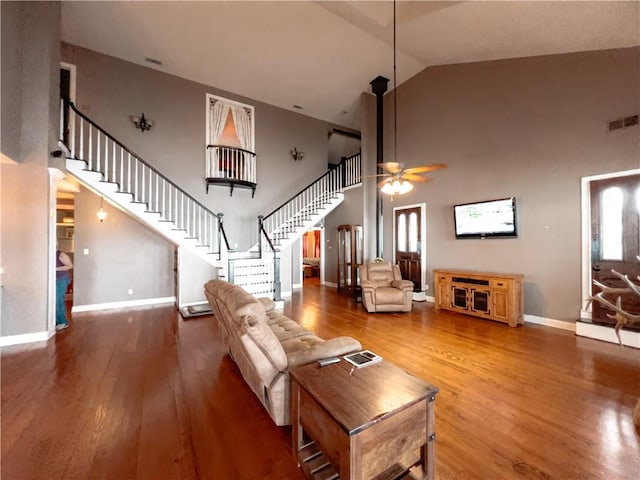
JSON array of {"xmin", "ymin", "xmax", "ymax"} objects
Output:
[
  {"xmin": 581, "ymin": 169, "xmax": 640, "ymax": 328},
  {"xmin": 590, "ymin": 173, "xmax": 640, "ymax": 325},
  {"xmin": 393, "ymin": 203, "xmax": 426, "ymax": 295},
  {"xmin": 302, "ymin": 228, "xmax": 323, "ymax": 287}
]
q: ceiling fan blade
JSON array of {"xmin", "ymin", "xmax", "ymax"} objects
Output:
[
  {"xmin": 378, "ymin": 162, "xmax": 403, "ymax": 173},
  {"xmin": 403, "ymin": 163, "xmax": 447, "ymax": 174},
  {"xmin": 402, "ymin": 173, "xmax": 430, "ymax": 182},
  {"xmin": 362, "ymin": 173, "xmax": 390, "ymax": 179}
]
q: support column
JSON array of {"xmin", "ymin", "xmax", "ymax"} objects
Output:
[{"xmin": 369, "ymin": 76, "xmax": 388, "ymax": 259}]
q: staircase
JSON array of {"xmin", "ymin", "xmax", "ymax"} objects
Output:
[
  {"xmin": 61, "ymin": 101, "xmax": 229, "ymax": 277},
  {"xmin": 231, "ymin": 154, "xmax": 361, "ymax": 298},
  {"xmin": 60, "ymin": 101, "xmax": 361, "ymax": 300},
  {"xmin": 256, "ymin": 154, "xmax": 360, "ymax": 253}
]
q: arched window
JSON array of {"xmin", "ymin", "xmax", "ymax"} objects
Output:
[
  {"xmin": 397, "ymin": 214, "xmax": 407, "ymax": 252},
  {"xmin": 601, "ymin": 187, "xmax": 623, "ymax": 260},
  {"xmin": 408, "ymin": 212, "xmax": 418, "ymax": 252}
]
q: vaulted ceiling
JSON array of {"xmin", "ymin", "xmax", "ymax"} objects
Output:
[{"xmin": 61, "ymin": 1, "xmax": 639, "ymax": 130}]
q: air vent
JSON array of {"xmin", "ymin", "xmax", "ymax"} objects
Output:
[
  {"xmin": 608, "ymin": 114, "xmax": 638, "ymax": 132},
  {"xmin": 293, "ymin": 105, "xmax": 304, "ymax": 110},
  {"xmin": 145, "ymin": 57, "xmax": 162, "ymax": 66}
]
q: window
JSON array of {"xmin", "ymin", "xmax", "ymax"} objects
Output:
[
  {"xmin": 601, "ymin": 187, "xmax": 623, "ymax": 260},
  {"xmin": 206, "ymin": 94, "xmax": 255, "ymax": 151},
  {"xmin": 397, "ymin": 214, "xmax": 407, "ymax": 252},
  {"xmin": 205, "ymin": 94, "xmax": 256, "ymax": 185},
  {"xmin": 408, "ymin": 212, "xmax": 418, "ymax": 252}
]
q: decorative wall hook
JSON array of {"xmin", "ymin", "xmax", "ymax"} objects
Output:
[
  {"xmin": 131, "ymin": 113, "xmax": 153, "ymax": 132},
  {"xmin": 290, "ymin": 147, "xmax": 304, "ymax": 162}
]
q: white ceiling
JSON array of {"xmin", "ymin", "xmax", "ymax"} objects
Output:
[{"xmin": 61, "ymin": 1, "xmax": 640, "ymax": 130}]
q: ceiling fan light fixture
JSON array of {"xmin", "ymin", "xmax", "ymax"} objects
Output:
[
  {"xmin": 381, "ymin": 177, "xmax": 413, "ymax": 196},
  {"xmin": 399, "ymin": 180, "xmax": 413, "ymax": 194},
  {"xmin": 381, "ymin": 179, "xmax": 395, "ymax": 195}
]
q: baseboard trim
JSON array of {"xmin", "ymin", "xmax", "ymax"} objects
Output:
[
  {"xmin": 524, "ymin": 314, "xmax": 576, "ymax": 332},
  {"xmin": 576, "ymin": 321, "xmax": 640, "ymax": 348},
  {"xmin": 72, "ymin": 296, "xmax": 175, "ymax": 313},
  {"xmin": 0, "ymin": 330, "xmax": 54, "ymax": 347},
  {"xmin": 323, "ymin": 281, "xmax": 338, "ymax": 289}
]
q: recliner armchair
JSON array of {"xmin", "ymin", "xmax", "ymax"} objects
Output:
[{"xmin": 359, "ymin": 262, "xmax": 414, "ymax": 313}]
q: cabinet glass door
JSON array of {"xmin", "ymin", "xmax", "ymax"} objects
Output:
[
  {"xmin": 452, "ymin": 287, "xmax": 467, "ymax": 309},
  {"xmin": 471, "ymin": 289, "xmax": 490, "ymax": 314}
]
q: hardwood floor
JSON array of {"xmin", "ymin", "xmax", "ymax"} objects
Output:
[{"xmin": 2, "ymin": 283, "xmax": 639, "ymax": 479}]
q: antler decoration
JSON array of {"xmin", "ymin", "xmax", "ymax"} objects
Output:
[
  {"xmin": 590, "ymin": 256, "xmax": 640, "ymax": 432},
  {"xmin": 588, "ymin": 256, "xmax": 640, "ymax": 346}
]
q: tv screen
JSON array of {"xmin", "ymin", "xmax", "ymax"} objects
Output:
[{"xmin": 454, "ymin": 197, "xmax": 517, "ymax": 239}]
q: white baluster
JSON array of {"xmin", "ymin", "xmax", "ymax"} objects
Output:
[
  {"xmin": 104, "ymin": 133, "xmax": 108, "ymax": 178},
  {"xmin": 98, "ymin": 131, "xmax": 103, "ymax": 172},
  {"xmin": 70, "ymin": 110, "xmax": 76, "ymax": 160},
  {"xmin": 79, "ymin": 117, "xmax": 84, "ymax": 161},
  {"xmin": 89, "ymin": 126, "xmax": 94, "ymax": 170}
]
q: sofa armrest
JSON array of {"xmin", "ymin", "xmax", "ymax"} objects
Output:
[
  {"xmin": 287, "ymin": 337, "xmax": 362, "ymax": 369},
  {"xmin": 391, "ymin": 279, "xmax": 414, "ymax": 291},
  {"xmin": 360, "ymin": 279, "xmax": 376, "ymax": 290},
  {"xmin": 258, "ymin": 297, "xmax": 276, "ymax": 313}
]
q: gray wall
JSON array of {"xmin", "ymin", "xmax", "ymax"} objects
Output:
[
  {"xmin": 61, "ymin": 43, "xmax": 336, "ymax": 251},
  {"xmin": 324, "ymin": 187, "xmax": 365, "ymax": 285},
  {"xmin": 178, "ymin": 247, "xmax": 218, "ymax": 306},
  {"xmin": 73, "ymin": 188, "xmax": 174, "ymax": 306},
  {"xmin": 1, "ymin": 1, "xmax": 61, "ymax": 336},
  {"xmin": 60, "ymin": 43, "xmax": 352, "ymax": 304},
  {"xmin": 377, "ymin": 47, "xmax": 640, "ymax": 322}
]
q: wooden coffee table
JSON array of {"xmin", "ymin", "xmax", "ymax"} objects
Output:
[{"xmin": 290, "ymin": 359, "xmax": 439, "ymax": 480}]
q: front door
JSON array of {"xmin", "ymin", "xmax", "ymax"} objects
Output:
[
  {"xmin": 394, "ymin": 206, "xmax": 422, "ymax": 291},
  {"xmin": 590, "ymin": 174, "xmax": 640, "ymax": 323}
]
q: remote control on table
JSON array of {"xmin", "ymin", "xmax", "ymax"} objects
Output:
[{"xmin": 318, "ymin": 357, "xmax": 341, "ymax": 367}]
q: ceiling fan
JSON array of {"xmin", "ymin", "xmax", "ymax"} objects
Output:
[
  {"xmin": 372, "ymin": 0, "xmax": 446, "ymax": 197},
  {"xmin": 372, "ymin": 162, "xmax": 447, "ymax": 194}
]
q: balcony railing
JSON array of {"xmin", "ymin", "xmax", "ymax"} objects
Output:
[{"xmin": 206, "ymin": 145, "xmax": 257, "ymax": 196}]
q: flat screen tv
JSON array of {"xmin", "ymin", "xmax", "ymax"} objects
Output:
[{"xmin": 453, "ymin": 197, "xmax": 518, "ymax": 239}]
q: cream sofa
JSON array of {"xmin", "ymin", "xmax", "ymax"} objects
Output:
[{"xmin": 204, "ymin": 279, "xmax": 361, "ymax": 426}]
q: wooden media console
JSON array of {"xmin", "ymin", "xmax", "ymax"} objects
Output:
[{"xmin": 434, "ymin": 269, "xmax": 524, "ymax": 327}]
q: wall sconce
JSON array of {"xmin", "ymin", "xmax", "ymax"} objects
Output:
[
  {"xmin": 96, "ymin": 197, "xmax": 107, "ymax": 223},
  {"xmin": 131, "ymin": 113, "xmax": 153, "ymax": 133},
  {"xmin": 290, "ymin": 147, "xmax": 304, "ymax": 162}
]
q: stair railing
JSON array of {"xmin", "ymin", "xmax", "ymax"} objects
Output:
[
  {"xmin": 252, "ymin": 153, "xmax": 360, "ymax": 300},
  {"xmin": 257, "ymin": 153, "xmax": 361, "ymax": 255},
  {"xmin": 61, "ymin": 99, "xmax": 230, "ymax": 259}
]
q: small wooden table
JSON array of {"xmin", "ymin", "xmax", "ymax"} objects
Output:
[{"xmin": 290, "ymin": 359, "xmax": 439, "ymax": 480}]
